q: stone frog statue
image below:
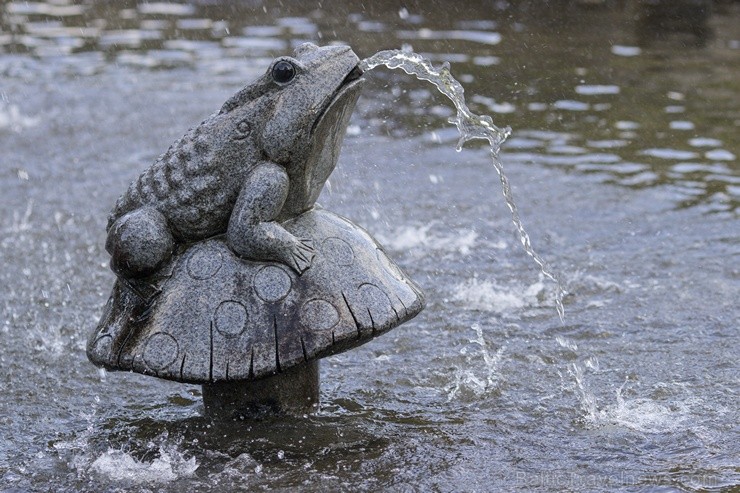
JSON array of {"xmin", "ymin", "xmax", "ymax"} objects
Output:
[
  {"xmin": 107, "ymin": 42, "xmax": 364, "ymax": 279},
  {"xmin": 88, "ymin": 43, "xmax": 424, "ymax": 388}
]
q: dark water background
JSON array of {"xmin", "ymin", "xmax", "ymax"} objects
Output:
[{"xmin": 1, "ymin": 1, "xmax": 738, "ymax": 491}]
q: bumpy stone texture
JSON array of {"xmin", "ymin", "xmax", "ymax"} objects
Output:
[
  {"xmin": 88, "ymin": 208, "xmax": 425, "ymax": 383},
  {"xmin": 104, "ymin": 42, "xmax": 367, "ymax": 278}
]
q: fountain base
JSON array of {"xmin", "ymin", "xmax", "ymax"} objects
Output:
[{"xmin": 202, "ymin": 361, "xmax": 320, "ymax": 419}]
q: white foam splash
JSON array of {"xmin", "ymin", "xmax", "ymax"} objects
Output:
[
  {"xmin": 378, "ymin": 224, "xmax": 432, "ymax": 250},
  {"xmin": 451, "ymin": 277, "xmax": 546, "ymax": 314},
  {"xmin": 596, "ymin": 396, "xmax": 688, "ymax": 434},
  {"xmin": 377, "ymin": 224, "xmax": 477, "ymax": 254},
  {"xmin": 88, "ymin": 446, "xmax": 198, "ymax": 484},
  {"xmin": 569, "ymin": 369, "xmax": 690, "ymax": 434},
  {"xmin": 445, "ymin": 323, "xmax": 504, "ymax": 401}
]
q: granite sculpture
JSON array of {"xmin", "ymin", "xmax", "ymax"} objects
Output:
[{"xmin": 87, "ymin": 43, "xmax": 425, "ymax": 417}]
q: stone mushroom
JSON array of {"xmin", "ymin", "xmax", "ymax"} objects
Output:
[
  {"xmin": 88, "ymin": 209, "xmax": 424, "ymax": 417},
  {"xmin": 87, "ymin": 44, "xmax": 425, "ymax": 418}
]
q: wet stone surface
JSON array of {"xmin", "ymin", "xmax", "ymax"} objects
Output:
[{"xmin": 88, "ymin": 209, "xmax": 424, "ymax": 383}]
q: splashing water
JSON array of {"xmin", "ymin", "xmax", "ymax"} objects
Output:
[
  {"xmin": 567, "ymin": 368, "xmax": 690, "ymax": 434},
  {"xmin": 88, "ymin": 445, "xmax": 199, "ymax": 484},
  {"xmin": 361, "ymin": 49, "xmax": 565, "ymax": 320},
  {"xmin": 445, "ymin": 323, "xmax": 503, "ymax": 401}
]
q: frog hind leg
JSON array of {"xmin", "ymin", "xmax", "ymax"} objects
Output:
[{"xmin": 106, "ymin": 206, "xmax": 175, "ymax": 279}]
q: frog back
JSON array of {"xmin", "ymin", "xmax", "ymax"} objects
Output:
[{"xmin": 109, "ymin": 115, "xmax": 258, "ymax": 242}]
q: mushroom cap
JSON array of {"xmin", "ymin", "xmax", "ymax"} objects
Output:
[{"xmin": 87, "ymin": 208, "xmax": 425, "ymax": 384}]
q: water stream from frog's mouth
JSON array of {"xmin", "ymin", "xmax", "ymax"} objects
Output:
[{"xmin": 360, "ymin": 49, "xmax": 565, "ymax": 321}]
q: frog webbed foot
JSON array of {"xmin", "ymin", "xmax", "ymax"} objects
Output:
[
  {"xmin": 286, "ymin": 237, "xmax": 316, "ymax": 275},
  {"xmin": 228, "ymin": 228, "xmax": 315, "ymax": 275}
]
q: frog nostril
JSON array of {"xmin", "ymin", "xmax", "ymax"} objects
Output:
[{"xmin": 234, "ymin": 119, "xmax": 251, "ymax": 140}]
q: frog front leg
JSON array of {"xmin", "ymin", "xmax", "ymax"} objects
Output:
[{"xmin": 227, "ymin": 162, "xmax": 315, "ymax": 274}]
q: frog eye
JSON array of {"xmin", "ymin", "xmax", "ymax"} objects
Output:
[
  {"xmin": 234, "ymin": 119, "xmax": 250, "ymax": 139},
  {"xmin": 271, "ymin": 60, "xmax": 296, "ymax": 84}
]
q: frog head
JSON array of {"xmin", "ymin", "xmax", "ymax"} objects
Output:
[{"xmin": 217, "ymin": 43, "xmax": 365, "ymax": 214}]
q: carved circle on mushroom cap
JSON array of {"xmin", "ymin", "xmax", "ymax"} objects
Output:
[
  {"xmin": 358, "ymin": 283, "xmax": 395, "ymax": 327},
  {"xmin": 187, "ymin": 245, "xmax": 223, "ymax": 280},
  {"xmin": 321, "ymin": 237, "xmax": 354, "ymax": 266},
  {"xmin": 300, "ymin": 299, "xmax": 340, "ymax": 331},
  {"xmin": 214, "ymin": 300, "xmax": 249, "ymax": 336},
  {"xmin": 253, "ymin": 265, "xmax": 292, "ymax": 302},
  {"xmin": 143, "ymin": 332, "xmax": 179, "ymax": 371}
]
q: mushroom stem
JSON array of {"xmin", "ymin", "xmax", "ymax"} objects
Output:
[{"xmin": 202, "ymin": 360, "xmax": 320, "ymax": 418}]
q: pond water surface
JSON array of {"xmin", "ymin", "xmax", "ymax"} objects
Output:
[{"xmin": 1, "ymin": 1, "xmax": 738, "ymax": 492}]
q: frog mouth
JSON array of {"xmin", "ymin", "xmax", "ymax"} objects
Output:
[
  {"xmin": 342, "ymin": 64, "xmax": 364, "ymax": 85},
  {"xmin": 311, "ymin": 64, "xmax": 364, "ymax": 134}
]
